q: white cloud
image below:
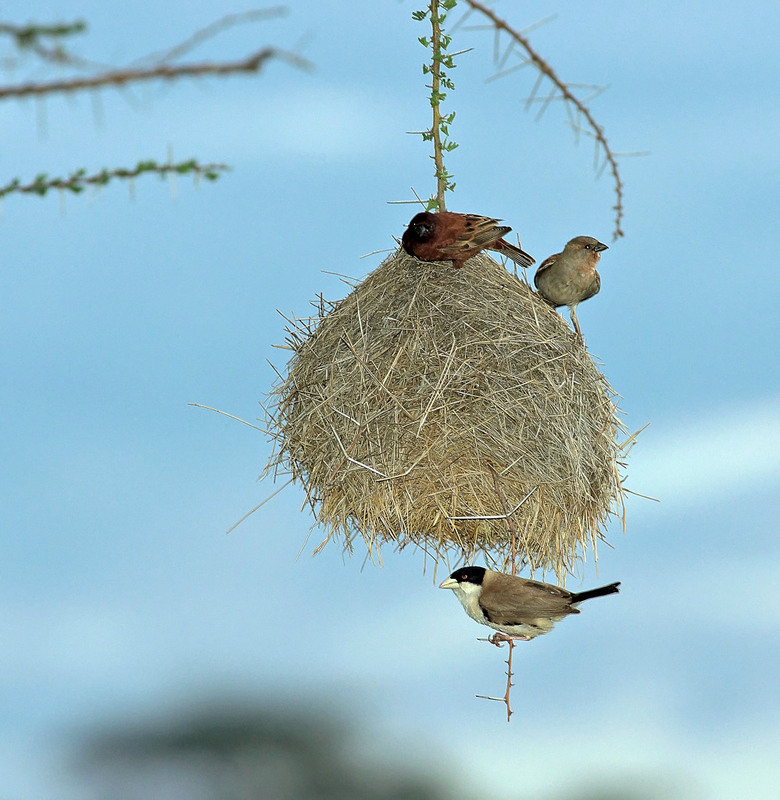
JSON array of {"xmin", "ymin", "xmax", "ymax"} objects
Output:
[
  {"xmin": 4, "ymin": 82, "xmax": 409, "ymax": 177},
  {"xmin": 626, "ymin": 398, "xmax": 780, "ymax": 509},
  {"xmin": 134, "ymin": 84, "xmax": 409, "ymax": 163}
]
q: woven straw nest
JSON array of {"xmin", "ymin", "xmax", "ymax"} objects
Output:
[{"xmin": 266, "ymin": 248, "xmax": 626, "ymax": 580}]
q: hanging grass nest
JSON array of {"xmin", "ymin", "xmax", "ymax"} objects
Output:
[{"xmin": 266, "ymin": 248, "xmax": 626, "ymax": 579}]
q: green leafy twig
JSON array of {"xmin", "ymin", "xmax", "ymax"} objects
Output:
[
  {"xmin": 0, "ymin": 19, "xmax": 102, "ymax": 70},
  {"xmin": 0, "ymin": 159, "xmax": 229, "ymax": 199},
  {"xmin": 0, "ymin": 20, "xmax": 86, "ymax": 56},
  {"xmin": 0, "ymin": 20, "xmax": 86, "ymax": 44},
  {"xmin": 413, "ymin": 0, "xmax": 459, "ymax": 211}
]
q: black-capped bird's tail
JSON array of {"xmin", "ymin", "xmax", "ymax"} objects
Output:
[{"xmin": 570, "ymin": 581, "xmax": 621, "ymax": 605}]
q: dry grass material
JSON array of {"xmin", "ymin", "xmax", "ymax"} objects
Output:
[{"xmin": 266, "ymin": 248, "xmax": 626, "ymax": 580}]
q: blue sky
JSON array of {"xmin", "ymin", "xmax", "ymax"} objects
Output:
[{"xmin": 2, "ymin": 1, "xmax": 779, "ymax": 797}]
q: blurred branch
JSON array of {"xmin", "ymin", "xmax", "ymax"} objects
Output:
[
  {"xmin": 0, "ymin": 9, "xmax": 311, "ymax": 205},
  {"xmin": 0, "ymin": 47, "xmax": 311, "ymax": 100},
  {"xmin": 0, "ymin": 159, "xmax": 229, "ymax": 199},
  {"xmin": 462, "ymin": 0, "xmax": 625, "ymax": 240},
  {"xmin": 134, "ymin": 8, "xmax": 288, "ymax": 66}
]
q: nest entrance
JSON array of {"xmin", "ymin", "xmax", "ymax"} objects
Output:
[{"xmin": 267, "ymin": 248, "xmax": 625, "ymax": 579}]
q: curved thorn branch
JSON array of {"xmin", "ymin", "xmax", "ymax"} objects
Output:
[{"xmin": 462, "ymin": 0, "xmax": 625, "ymax": 239}]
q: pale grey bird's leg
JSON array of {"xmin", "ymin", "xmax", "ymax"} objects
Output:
[{"xmin": 569, "ymin": 304, "xmax": 584, "ymax": 344}]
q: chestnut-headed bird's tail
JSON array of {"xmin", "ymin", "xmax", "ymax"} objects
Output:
[{"xmin": 493, "ymin": 238, "xmax": 535, "ymax": 268}]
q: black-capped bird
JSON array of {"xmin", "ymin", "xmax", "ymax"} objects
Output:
[
  {"xmin": 439, "ymin": 566, "xmax": 620, "ymax": 645},
  {"xmin": 401, "ymin": 211, "xmax": 535, "ymax": 270},
  {"xmin": 534, "ymin": 235, "xmax": 608, "ymax": 343}
]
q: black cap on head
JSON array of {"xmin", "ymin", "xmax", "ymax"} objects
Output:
[{"xmin": 448, "ymin": 566, "xmax": 486, "ymax": 585}]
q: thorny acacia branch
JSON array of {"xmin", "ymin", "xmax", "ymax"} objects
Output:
[
  {"xmin": 485, "ymin": 461, "xmax": 518, "ymax": 720},
  {"xmin": 412, "ymin": 1, "xmax": 459, "ymax": 211},
  {"xmin": 430, "ymin": 3, "xmax": 447, "ymax": 210},
  {"xmin": 476, "ymin": 638, "xmax": 515, "ymax": 722},
  {"xmin": 461, "ymin": 0, "xmax": 625, "ymax": 240}
]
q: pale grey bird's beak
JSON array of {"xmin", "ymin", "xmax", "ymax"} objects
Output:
[{"xmin": 439, "ymin": 578, "xmax": 458, "ymax": 590}]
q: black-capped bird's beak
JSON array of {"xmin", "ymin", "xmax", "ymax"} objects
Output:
[{"xmin": 439, "ymin": 577, "xmax": 458, "ymax": 590}]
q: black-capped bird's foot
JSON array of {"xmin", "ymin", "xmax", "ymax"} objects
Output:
[{"xmin": 487, "ymin": 632, "xmax": 531, "ymax": 647}]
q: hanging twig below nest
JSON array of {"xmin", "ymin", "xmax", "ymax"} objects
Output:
[{"xmin": 476, "ymin": 638, "xmax": 515, "ymax": 722}]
